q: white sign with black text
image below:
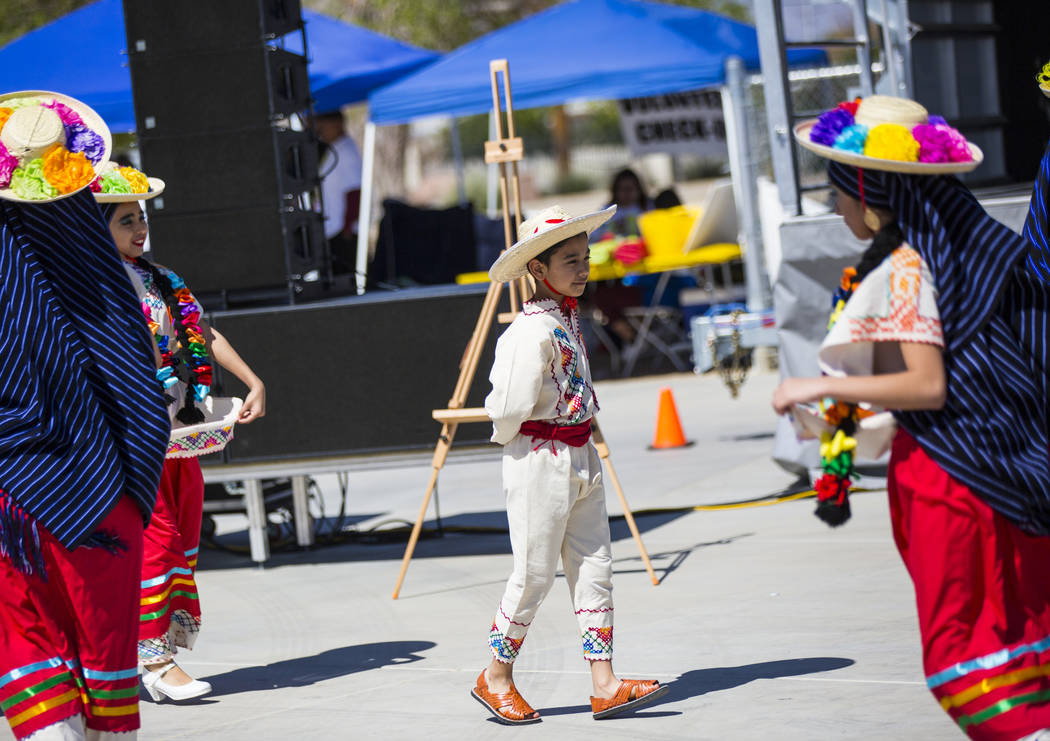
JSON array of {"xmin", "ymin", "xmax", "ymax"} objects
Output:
[{"xmin": 617, "ymin": 89, "xmax": 728, "ymax": 158}]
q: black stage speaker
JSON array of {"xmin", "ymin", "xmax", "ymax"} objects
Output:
[
  {"xmin": 123, "ymin": 0, "xmax": 325, "ymax": 298},
  {"xmin": 205, "ymin": 286, "xmax": 502, "ymax": 463},
  {"xmin": 910, "ymin": 0, "xmax": 1050, "ymax": 184}
]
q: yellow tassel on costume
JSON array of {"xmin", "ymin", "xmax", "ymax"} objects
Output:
[
  {"xmin": 829, "ymin": 429, "xmax": 844, "ymax": 457},
  {"xmin": 819, "ymin": 431, "xmax": 833, "ymax": 459}
]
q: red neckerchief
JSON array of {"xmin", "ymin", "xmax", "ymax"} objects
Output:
[{"xmin": 541, "ymin": 277, "xmax": 577, "ymax": 313}]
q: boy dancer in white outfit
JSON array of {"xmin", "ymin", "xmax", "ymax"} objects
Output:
[{"xmin": 472, "ymin": 205, "xmax": 669, "ymax": 725}]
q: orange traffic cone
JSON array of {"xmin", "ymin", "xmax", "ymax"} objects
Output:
[{"xmin": 649, "ymin": 388, "xmax": 693, "ymax": 450}]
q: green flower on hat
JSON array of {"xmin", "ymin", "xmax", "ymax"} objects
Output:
[
  {"xmin": 10, "ymin": 159, "xmax": 57, "ymax": 200},
  {"xmin": 99, "ymin": 170, "xmax": 133, "ymax": 194},
  {"xmin": 3, "ymin": 97, "xmax": 43, "ymax": 110}
]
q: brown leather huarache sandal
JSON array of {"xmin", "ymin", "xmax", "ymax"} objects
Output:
[
  {"xmin": 471, "ymin": 669, "xmax": 541, "ymax": 725},
  {"xmin": 590, "ymin": 678, "xmax": 670, "ymax": 720}
]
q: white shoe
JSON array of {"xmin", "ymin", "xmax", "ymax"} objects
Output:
[{"xmin": 141, "ymin": 662, "xmax": 212, "ymax": 702}]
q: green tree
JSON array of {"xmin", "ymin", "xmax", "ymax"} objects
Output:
[
  {"xmin": 306, "ymin": 0, "xmax": 750, "ymax": 49},
  {"xmin": 1, "ymin": 0, "xmax": 751, "ymax": 56},
  {"xmin": 0, "ymin": 0, "xmax": 91, "ymax": 47}
]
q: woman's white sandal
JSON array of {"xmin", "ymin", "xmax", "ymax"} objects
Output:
[{"xmin": 141, "ymin": 661, "xmax": 212, "ymax": 702}]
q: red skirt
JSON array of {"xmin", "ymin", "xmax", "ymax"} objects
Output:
[
  {"xmin": 890, "ymin": 429, "xmax": 1050, "ymax": 740},
  {"xmin": 139, "ymin": 457, "xmax": 204, "ymax": 650},
  {"xmin": 0, "ymin": 497, "xmax": 143, "ymax": 739}
]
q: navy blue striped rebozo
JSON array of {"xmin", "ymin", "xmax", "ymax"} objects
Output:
[
  {"xmin": 0, "ymin": 189, "xmax": 169, "ymax": 550},
  {"xmin": 828, "ymin": 161, "xmax": 1050, "ymax": 535},
  {"xmin": 1024, "ymin": 141, "xmax": 1050, "ymax": 284}
]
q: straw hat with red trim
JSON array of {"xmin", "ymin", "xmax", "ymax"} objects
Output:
[
  {"xmin": 0, "ymin": 90, "xmax": 112, "ymax": 203},
  {"xmin": 794, "ymin": 95, "xmax": 983, "ymax": 175},
  {"xmin": 489, "ymin": 204, "xmax": 616, "ymax": 283}
]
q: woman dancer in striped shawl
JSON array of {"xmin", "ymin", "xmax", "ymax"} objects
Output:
[
  {"xmin": 0, "ymin": 94, "xmax": 169, "ymax": 740},
  {"xmin": 775, "ymin": 95, "xmax": 1050, "ymax": 740}
]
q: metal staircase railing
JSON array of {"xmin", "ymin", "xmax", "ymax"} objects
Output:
[{"xmin": 753, "ymin": 0, "xmax": 912, "ymax": 215}]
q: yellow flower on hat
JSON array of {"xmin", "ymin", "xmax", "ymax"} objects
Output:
[
  {"xmin": 863, "ymin": 123, "xmax": 920, "ymax": 162},
  {"xmin": 119, "ymin": 166, "xmax": 149, "ymax": 193},
  {"xmin": 41, "ymin": 143, "xmax": 95, "ymax": 194},
  {"xmin": 1038, "ymin": 60, "xmax": 1050, "ymax": 86}
]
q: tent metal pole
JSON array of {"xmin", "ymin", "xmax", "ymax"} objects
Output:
[
  {"xmin": 486, "ymin": 111, "xmax": 498, "ymax": 217},
  {"xmin": 753, "ymin": 0, "xmax": 801, "ymax": 215},
  {"xmin": 879, "ymin": 0, "xmax": 900, "ymax": 96},
  {"xmin": 450, "ymin": 117, "xmax": 467, "ymax": 205},
  {"xmin": 723, "ymin": 55, "xmax": 770, "ymax": 311},
  {"xmin": 851, "ymin": 0, "xmax": 874, "ymax": 96},
  {"xmin": 355, "ymin": 120, "xmax": 377, "ymax": 295},
  {"xmin": 894, "ymin": 0, "xmax": 913, "ymax": 98}
]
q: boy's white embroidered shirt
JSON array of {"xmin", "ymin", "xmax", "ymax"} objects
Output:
[{"xmin": 485, "ymin": 298, "xmax": 599, "ymax": 445}]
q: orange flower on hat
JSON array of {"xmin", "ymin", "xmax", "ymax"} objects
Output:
[
  {"xmin": 41, "ymin": 144, "xmax": 94, "ymax": 194},
  {"xmin": 119, "ymin": 166, "xmax": 149, "ymax": 193},
  {"xmin": 0, "ymin": 107, "xmax": 13, "ymax": 133}
]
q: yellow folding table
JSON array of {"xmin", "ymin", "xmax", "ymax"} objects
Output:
[{"xmin": 456, "ymin": 242, "xmax": 742, "ymax": 375}]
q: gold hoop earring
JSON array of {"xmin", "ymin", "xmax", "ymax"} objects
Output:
[{"xmin": 863, "ymin": 208, "xmax": 882, "ymax": 233}]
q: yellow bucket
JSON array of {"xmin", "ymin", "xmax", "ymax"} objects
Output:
[{"xmin": 637, "ymin": 206, "xmax": 701, "ymax": 256}]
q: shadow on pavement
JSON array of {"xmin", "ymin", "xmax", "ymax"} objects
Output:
[
  {"xmin": 615, "ymin": 533, "xmax": 754, "ymax": 585},
  {"xmin": 198, "ymin": 509, "xmax": 695, "ymax": 572},
  {"xmin": 199, "ymin": 641, "xmax": 436, "ymax": 698},
  {"xmin": 537, "ymin": 657, "xmax": 854, "ymax": 719},
  {"xmin": 666, "ymin": 657, "xmax": 856, "ymax": 701}
]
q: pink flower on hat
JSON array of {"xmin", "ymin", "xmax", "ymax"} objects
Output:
[
  {"xmin": 43, "ymin": 100, "xmax": 83, "ymax": 127},
  {"xmin": 0, "ymin": 142, "xmax": 16, "ymax": 188}
]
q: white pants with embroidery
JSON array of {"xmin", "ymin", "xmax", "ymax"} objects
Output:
[{"xmin": 489, "ymin": 435, "xmax": 614, "ymax": 663}]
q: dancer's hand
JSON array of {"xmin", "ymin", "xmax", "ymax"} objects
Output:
[
  {"xmin": 240, "ymin": 382, "xmax": 266, "ymax": 423},
  {"xmin": 772, "ymin": 377, "xmax": 826, "ymax": 416}
]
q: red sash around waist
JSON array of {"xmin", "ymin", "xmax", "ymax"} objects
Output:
[{"xmin": 519, "ymin": 419, "xmax": 592, "ymax": 454}]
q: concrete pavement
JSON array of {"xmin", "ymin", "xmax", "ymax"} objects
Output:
[{"xmin": 3, "ymin": 369, "xmax": 962, "ymax": 740}]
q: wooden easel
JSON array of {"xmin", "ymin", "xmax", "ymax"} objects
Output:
[{"xmin": 391, "ymin": 60, "xmax": 659, "ymax": 599}]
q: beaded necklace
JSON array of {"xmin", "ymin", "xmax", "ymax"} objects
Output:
[{"xmin": 134, "ymin": 258, "xmax": 212, "ymax": 424}]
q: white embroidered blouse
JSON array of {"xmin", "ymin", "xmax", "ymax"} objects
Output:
[
  {"xmin": 819, "ymin": 244, "xmax": 944, "ymax": 377},
  {"xmin": 792, "ymin": 244, "xmax": 945, "ymax": 459},
  {"xmin": 122, "ymin": 261, "xmax": 206, "ymax": 351},
  {"xmin": 484, "ymin": 298, "xmax": 599, "ymax": 445}
]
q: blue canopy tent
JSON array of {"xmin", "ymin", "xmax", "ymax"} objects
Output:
[
  {"xmin": 355, "ymin": 0, "xmax": 824, "ymax": 290},
  {"xmin": 0, "ymin": 0, "xmax": 439, "ymax": 132},
  {"xmin": 369, "ymin": 0, "xmax": 821, "ymax": 125}
]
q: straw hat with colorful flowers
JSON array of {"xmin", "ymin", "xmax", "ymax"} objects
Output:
[
  {"xmin": 794, "ymin": 95, "xmax": 983, "ymax": 174},
  {"xmin": 91, "ymin": 161, "xmax": 165, "ymax": 202},
  {"xmin": 0, "ymin": 90, "xmax": 112, "ymax": 203}
]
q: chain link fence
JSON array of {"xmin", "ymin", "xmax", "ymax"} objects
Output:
[{"xmin": 743, "ymin": 62, "xmax": 885, "ymax": 204}]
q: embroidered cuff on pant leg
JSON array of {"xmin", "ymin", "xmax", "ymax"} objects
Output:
[
  {"xmin": 582, "ymin": 626, "xmax": 613, "ymax": 660},
  {"xmin": 170, "ymin": 610, "xmax": 201, "ymax": 651},
  {"xmin": 489, "ymin": 622, "xmax": 525, "ymax": 663},
  {"xmin": 137, "ymin": 635, "xmax": 174, "ymax": 665}
]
